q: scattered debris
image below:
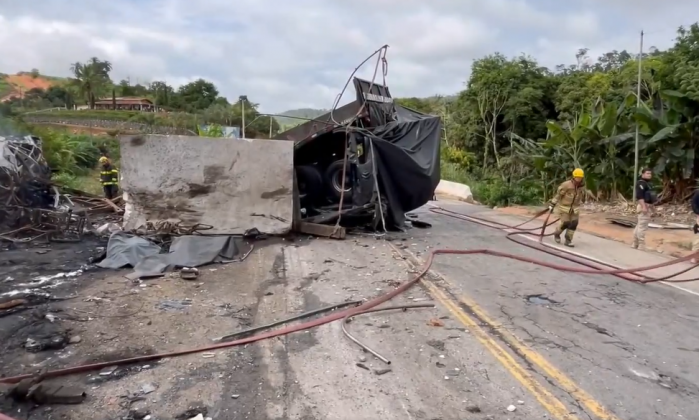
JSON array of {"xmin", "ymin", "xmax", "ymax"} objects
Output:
[
  {"xmin": 426, "ymin": 340, "xmax": 445, "ymax": 351},
  {"xmin": 180, "ymin": 267, "xmax": 199, "ymax": 281},
  {"xmin": 466, "ymin": 405, "xmax": 481, "ymax": 413},
  {"xmin": 6, "ymin": 377, "xmax": 86, "ymax": 405},
  {"xmin": 427, "ymin": 318, "xmax": 444, "ymax": 327},
  {"xmin": 356, "ymin": 363, "xmax": 370, "ymax": 371},
  {"xmin": 140, "ymin": 382, "xmax": 158, "ymax": 395},
  {"xmin": 156, "ymin": 299, "xmax": 193, "ymax": 312},
  {"xmin": 342, "ymin": 304, "xmax": 436, "ymax": 365},
  {"xmin": 25, "ymin": 334, "xmax": 67, "ymax": 352},
  {"xmin": 0, "ymin": 298, "xmax": 26, "ymax": 310},
  {"xmin": 374, "ymin": 368, "xmax": 392, "ymax": 376},
  {"xmin": 99, "ymin": 366, "xmax": 117, "ymax": 376},
  {"xmin": 507, "ymin": 404, "xmax": 517, "ymax": 412},
  {"xmin": 525, "ymin": 294, "xmax": 559, "ymax": 305}
]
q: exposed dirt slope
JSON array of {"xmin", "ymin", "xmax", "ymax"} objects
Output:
[{"xmin": 0, "ymin": 73, "xmax": 67, "ymax": 102}]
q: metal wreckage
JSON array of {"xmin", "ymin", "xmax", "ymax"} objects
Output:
[{"xmin": 0, "ymin": 62, "xmax": 441, "ymax": 278}]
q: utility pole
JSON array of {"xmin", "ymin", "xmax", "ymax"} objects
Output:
[
  {"xmin": 239, "ymin": 95, "xmax": 247, "ymax": 138},
  {"xmin": 632, "ymin": 30, "xmax": 644, "ymax": 203},
  {"xmin": 269, "ymin": 116, "xmax": 273, "ymax": 138}
]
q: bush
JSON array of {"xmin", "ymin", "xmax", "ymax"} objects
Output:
[
  {"xmin": 470, "ymin": 176, "xmax": 543, "ymax": 207},
  {"xmin": 441, "ymin": 162, "xmax": 543, "ymax": 207},
  {"xmin": 441, "ymin": 146, "xmax": 475, "ymax": 170},
  {"xmin": 30, "ymin": 126, "xmax": 112, "ymax": 175}
]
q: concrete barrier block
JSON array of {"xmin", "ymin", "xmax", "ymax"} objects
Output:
[
  {"xmin": 435, "ymin": 180, "xmax": 475, "ymax": 203},
  {"xmin": 119, "ymin": 135, "xmax": 294, "ymax": 235}
]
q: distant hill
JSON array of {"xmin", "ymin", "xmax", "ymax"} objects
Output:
[
  {"xmin": 275, "ymin": 108, "xmax": 327, "ymax": 128},
  {"xmin": 0, "ymin": 71, "xmax": 69, "ymax": 102}
]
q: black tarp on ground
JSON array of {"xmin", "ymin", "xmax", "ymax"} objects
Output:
[
  {"xmin": 98, "ymin": 232, "xmax": 251, "ymax": 279},
  {"xmin": 368, "ymin": 105, "xmax": 441, "ymax": 227}
]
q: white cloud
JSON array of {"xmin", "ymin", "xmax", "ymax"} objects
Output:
[{"xmin": 0, "ymin": 1, "xmax": 694, "ymax": 112}]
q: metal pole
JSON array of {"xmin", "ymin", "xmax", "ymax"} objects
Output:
[
  {"xmin": 241, "ymin": 100, "xmax": 245, "ymax": 139},
  {"xmin": 269, "ymin": 116, "xmax": 273, "ymax": 138},
  {"xmin": 632, "ymin": 30, "xmax": 644, "ymax": 203}
]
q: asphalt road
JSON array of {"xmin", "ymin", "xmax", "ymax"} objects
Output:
[
  {"xmin": 406, "ymin": 200, "xmax": 699, "ymax": 420},
  {"xmin": 3, "ymin": 202, "xmax": 699, "ymax": 420}
]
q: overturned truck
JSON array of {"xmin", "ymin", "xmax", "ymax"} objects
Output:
[{"xmin": 120, "ymin": 78, "xmax": 441, "ymax": 235}]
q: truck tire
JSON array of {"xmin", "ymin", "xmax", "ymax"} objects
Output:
[
  {"xmin": 295, "ymin": 165, "xmax": 324, "ymax": 205},
  {"xmin": 324, "ymin": 159, "xmax": 352, "ymax": 201}
]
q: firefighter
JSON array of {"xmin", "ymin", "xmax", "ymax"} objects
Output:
[
  {"xmin": 549, "ymin": 168, "xmax": 585, "ymax": 247},
  {"xmin": 99, "ymin": 156, "xmax": 119, "ymax": 200}
]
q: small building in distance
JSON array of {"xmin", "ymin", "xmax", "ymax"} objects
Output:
[{"xmin": 94, "ymin": 97, "xmax": 155, "ymax": 111}]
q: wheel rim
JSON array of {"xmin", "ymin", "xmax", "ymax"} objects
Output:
[{"xmin": 332, "ymin": 170, "xmax": 351, "ymax": 192}]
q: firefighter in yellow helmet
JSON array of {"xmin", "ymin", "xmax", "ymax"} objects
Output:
[
  {"xmin": 98, "ymin": 156, "xmax": 119, "ymax": 200},
  {"xmin": 548, "ymin": 168, "xmax": 585, "ymax": 247}
]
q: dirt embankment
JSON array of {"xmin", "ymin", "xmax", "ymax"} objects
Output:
[{"xmin": 1, "ymin": 74, "xmax": 60, "ymax": 102}]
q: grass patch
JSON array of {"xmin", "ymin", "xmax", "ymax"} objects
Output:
[
  {"xmin": 0, "ymin": 78, "xmax": 12, "ymax": 97},
  {"xmin": 28, "ymin": 110, "xmax": 201, "ymax": 130},
  {"xmin": 54, "ymin": 170, "xmax": 104, "ymax": 195}
]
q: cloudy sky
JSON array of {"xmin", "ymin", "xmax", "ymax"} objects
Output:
[{"xmin": 0, "ymin": 0, "xmax": 695, "ymax": 112}]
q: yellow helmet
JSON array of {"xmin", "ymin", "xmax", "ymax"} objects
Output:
[
  {"xmin": 572, "ymin": 168, "xmax": 584, "ymax": 178},
  {"xmin": 99, "ymin": 156, "xmax": 109, "ymax": 164}
]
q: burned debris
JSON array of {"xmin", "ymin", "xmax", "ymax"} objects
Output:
[{"xmin": 0, "ymin": 134, "xmax": 123, "ymax": 244}]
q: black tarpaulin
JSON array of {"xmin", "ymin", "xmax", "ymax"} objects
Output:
[{"xmin": 368, "ymin": 104, "xmax": 441, "ymax": 227}]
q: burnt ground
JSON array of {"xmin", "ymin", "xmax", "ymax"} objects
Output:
[
  {"xmin": 0, "ymin": 236, "xmax": 109, "ymax": 354},
  {"xmin": 0, "ymin": 230, "xmax": 556, "ymax": 420}
]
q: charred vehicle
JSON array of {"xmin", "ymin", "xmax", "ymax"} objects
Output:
[{"xmin": 275, "ymin": 78, "xmax": 442, "ymax": 230}]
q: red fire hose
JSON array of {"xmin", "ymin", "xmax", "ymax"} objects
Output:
[{"xmin": 1, "ymin": 205, "xmax": 696, "ymax": 417}]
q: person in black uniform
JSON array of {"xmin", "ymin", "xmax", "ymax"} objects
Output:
[
  {"xmin": 691, "ymin": 188, "xmax": 699, "ymax": 263},
  {"xmin": 632, "ymin": 168, "xmax": 655, "ymax": 250}
]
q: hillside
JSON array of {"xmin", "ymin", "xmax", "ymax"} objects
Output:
[
  {"xmin": 275, "ymin": 108, "xmax": 327, "ymax": 127},
  {"xmin": 0, "ymin": 72, "xmax": 69, "ymax": 102}
]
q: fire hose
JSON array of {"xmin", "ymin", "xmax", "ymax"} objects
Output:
[
  {"xmin": 2, "ymin": 205, "xmax": 698, "ymax": 420},
  {"xmin": 428, "ymin": 206, "xmax": 699, "ymax": 284}
]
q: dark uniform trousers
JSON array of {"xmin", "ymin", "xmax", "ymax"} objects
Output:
[{"xmin": 101, "ymin": 167, "xmax": 119, "ymax": 199}]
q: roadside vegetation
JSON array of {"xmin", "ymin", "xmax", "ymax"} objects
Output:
[
  {"xmin": 400, "ymin": 23, "xmax": 699, "ymax": 207},
  {"xmin": 2, "ymin": 24, "xmax": 699, "ymax": 203}
]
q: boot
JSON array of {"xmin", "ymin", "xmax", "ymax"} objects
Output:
[
  {"xmin": 553, "ymin": 232, "xmax": 561, "ymax": 244},
  {"xmin": 564, "ymin": 239, "xmax": 574, "ymax": 248}
]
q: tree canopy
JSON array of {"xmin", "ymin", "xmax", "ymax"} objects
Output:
[
  {"xmin": 400, "ymin": 23, "xmax": 699, "ymax": 205},
  {"xmin": 3, "ymin": 23, "xmax": 699, "ymax": 196}
]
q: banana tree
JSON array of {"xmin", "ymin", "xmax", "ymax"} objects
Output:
[
  {"xmin": 632, "ymin": 90, "xmax": 699, "ymax": 201},
  {"xmin": 588, "ymin": 97, "xmax": 635, "ymax": 199}
]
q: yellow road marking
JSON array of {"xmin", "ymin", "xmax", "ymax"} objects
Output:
[
  {"xmin": 424, "ymin": 280, "xmax": 579, "ymax": 420},
  {"xmin": 390, "ymin": 243, "xmax": 622, "ymax": 420}
]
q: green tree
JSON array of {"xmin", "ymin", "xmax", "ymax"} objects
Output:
[
  {"xmin": 177, "ymin": 79, "xmax": 219, "ymax": 111},
  {"xmin": 70, "ymin": 57, "xmax": 112, "ymax": 109}
]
